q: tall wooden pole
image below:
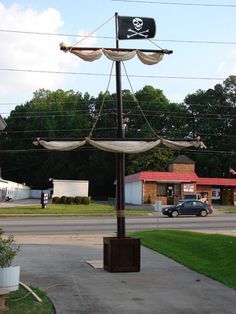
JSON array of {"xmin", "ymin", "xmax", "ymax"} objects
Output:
[{"xmin": 115, "ymin": 12, "xmax": 125, "ymax": 238}]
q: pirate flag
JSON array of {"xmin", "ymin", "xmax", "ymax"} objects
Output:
[{"xmin": 118, "ymin": 15, "xmax": 156, "ymax": 40}]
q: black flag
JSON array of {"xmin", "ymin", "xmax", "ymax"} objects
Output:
[{"xmin": 118, "ymin": 15, "xmax": 156, "ymax": 40}]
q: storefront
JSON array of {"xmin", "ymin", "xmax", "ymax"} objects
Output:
[{"xmin": 124, "ymin": 155, "xmax": 236, "ymax": 205}]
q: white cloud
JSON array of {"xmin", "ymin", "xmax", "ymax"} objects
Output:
[
  {"xmin": 0, "ymin": 3, "xmax": 96, "ymax": 101},
  {"xmin": 217, "ymin": 61, "xmax": 225, "ymax": 72}
]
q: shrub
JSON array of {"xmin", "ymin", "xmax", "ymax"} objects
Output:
[
  {"xmin": 60, "ymin": 196, "xmax": 67, "ymax": 204},
  {"xmin": 81, "ymin": 196, "xmax": 90, "ymax": 205},
  {"xmin": 66, "ymin": 197, "xmax": 74, "ymax": 205},
  {"xmin": 0, "ymin": 229, "xmax": 20, "ymax": 268},
  {"xmin": 74, "ymin": 196, "xmax": 82, "ymax": 204},
  {"xmin": 52, "ymin": 197, "xmax": 60, "ymax": 204}
]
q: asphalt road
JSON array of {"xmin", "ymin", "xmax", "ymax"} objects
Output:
[{"xmin": 1, "ymin": 213, "xmax": 236, "ymax": 235}]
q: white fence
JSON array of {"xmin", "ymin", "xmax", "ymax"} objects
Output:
[{"xmin": 0, "ymin": 179, "xmax": 30, "ymax": 201}]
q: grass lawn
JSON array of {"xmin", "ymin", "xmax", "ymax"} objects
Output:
[
  {"xmin": 0, "ymin": 203, "xmax": 154, "ymax": 216},
  {"xmin": 5, "ymin": 286, "xmax": 54, "ymax": 314},
  {"xmin": 218, "ymin": 206, "xmax": 236, "ymax": 213},
  {"xmin": 132, "ymin": 229, "xmax": 236, "ymax": 289}
]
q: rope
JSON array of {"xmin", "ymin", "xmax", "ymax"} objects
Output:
[
  {"xmin": 121, "ymin": 61, "xmax": 159, "ymax": 137},
  {"xmin": 71, "ymin": 14, "xmax": 115, "ymax": 48},
  {"xmin": 147, "ymin": 38, "xmax": 164, "ymax": 50},
  {"xmin": 88, "ymin": 61, "xmax": 115, "ymax": 137}
]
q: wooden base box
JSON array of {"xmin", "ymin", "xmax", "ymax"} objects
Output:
[{"xmin": 103, "ymin": 237, "xmax": 140, "ymax": 272}]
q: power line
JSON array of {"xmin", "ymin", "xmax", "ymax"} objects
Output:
[
  {"xmin": 2, "ymin": 127, "xmax": 117, "ymax": 134},
  {"xmin": 112, "ymin": 0, "xmax": 236, "ymax": 8},
  {"xmin": 1, "ymin": 28, "xmax": 236, "ymax": 45},
  {"xmin": 0, "ymin": 67, "xmax": 225, "ymax": 81},
  {"xmin": 2, "ymin": 129, "xmax": 236, "ymax": 138},
  {"xmin": 3, "ymin": 110, "xmax": 236, "ymax": 119},
  {"xmin": 0, "ymin": 101, "xmax": 235, "ymax": 110},
  {"xmin": 0, "ymin": 147, "xmax": 234, "ymax": 155}
]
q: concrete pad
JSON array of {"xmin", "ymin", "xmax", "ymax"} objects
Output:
[
  {"xmin": 85, "ymin": 260, "xmax": 103, "ymax": 269},
  {"xmin": 14, "ymin": 233, "xmax": 236, "ymax": 314}
]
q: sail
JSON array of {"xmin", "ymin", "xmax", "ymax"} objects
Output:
[{"xmin": 33, "ymin": 138, "xmax": 206, "ymax": 153}]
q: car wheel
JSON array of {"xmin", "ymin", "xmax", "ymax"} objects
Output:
[
  {"xmin": 200, "ymin": 210, "xmax": 208, "ymax": 217},
  {"xmin": 172, "ymin": 210, "xmax": 179, "ymax": 218}
]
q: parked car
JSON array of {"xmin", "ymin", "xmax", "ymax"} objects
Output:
[
  {"xmin": 178, "ymin": 193, "xmax": 208, "ymax": 204},
  {"xmin": 162, "ymin": 200, "xmax": 214, "ymax": 218}
]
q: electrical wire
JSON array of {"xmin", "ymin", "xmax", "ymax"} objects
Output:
[
  {"xmin": 2, "ymin": 110, "xmax": 236, "ymax": 119},
  {"xmin": 0, "ymin": 29, "xmax": 236, "ymax": 46},
  {"xmin": 0, "ymin": 101, "xmax": 235, "ymax": 110},
  {"xmin": 0, "ymin": 67, "xmax": 225, "ymax": 81},
  {"xmin": 0, "ymin": 147, "xmax": 234, "ymax": 155},
  {"xmin": 112, "ymin": 0, "xmax": 236, "ymax": 8}
]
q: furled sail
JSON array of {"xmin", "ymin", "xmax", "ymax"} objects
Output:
[
  {"xmin": 60, "ymin": 43, "xmax": 165, "ymax": 65},
  {"xmin": 33, "ymin": 137, "xmax": 206, "ymax": 153}
]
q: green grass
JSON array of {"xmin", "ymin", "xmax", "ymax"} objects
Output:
[
  {"xmin": 0, "ymin": 203, "xmax": 154, "ymax": 216},
  {"xmin": 218, "ymin": 206, "xmax": 236, "ymax": 213},
  {"xmin": 5, "ymin": 286, "xmax": 54, "ymax": 313},
  {"xmin": 132, "ymin": 229, "xmax": 236, "ymax": 289}
]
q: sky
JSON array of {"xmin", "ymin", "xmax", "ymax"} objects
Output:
[{"xmin": 0, "ymin": 0, "xmax": 236, "ymax": 117}]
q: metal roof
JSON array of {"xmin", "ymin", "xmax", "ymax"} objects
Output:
[{"xmin": 125, "ymin": 171, "xmax": 236, "ymax": 186}]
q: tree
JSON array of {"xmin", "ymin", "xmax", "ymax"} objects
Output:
[
  {"xmin": 127, "ymin": 148, "xmax": 173, "ymax": 174},
  {"xmin": 183, "ymin": 76, "xmax": 236, "ymax": 177},
  {"xmin": 1, "ymin": 78, "xmax": 235, "ymax": 196}
]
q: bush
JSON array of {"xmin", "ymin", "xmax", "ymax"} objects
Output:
[
  {"xmin": 66, "ymin": 197, "xmax": 74, "ymax": 205},
  {"xmin": 52, "ymin": 197, "xmax": 60, "ymax": 204},
  {"xmin": 74, "ymin": 196, "xmax": 82, "ymax": 204},
  {"xmin": 53, "ymin": 196, "xmax": 90, "ymax": 205},
  {"xmin": 81, "ymin": 196, "xmax": 90, "ymax": 205},
  {"xmin": 0, "ymin": 229, "xmax": 20, "ymax": 268},
  {"xmin": 60, "ymin": 196, "xmax": 67, "ymax": 204}
]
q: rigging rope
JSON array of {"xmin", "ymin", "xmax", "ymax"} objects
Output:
[
  {"xmin": 70, "ymin": 14, "xmax": 115, "ymax": 48},
  {"xmin": 121, "ymin": 61, "xmax": 159, "ymax": 137},
  {"xmin": 147, "ymin": 38, "xmax": 164, "ymax": 50},
  {"xmin": 88, "ymin": 61, "xmax": 115, "ymax": 137}
]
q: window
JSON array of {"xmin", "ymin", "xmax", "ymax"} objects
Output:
[
  {"xmin": 174, "ymin": 184, "xmax": 180, "ymax": 195},
  {"xmin": 183, "ymin": 183, "xmax": 194, "ymax": 192},
  {"xmin": 157, "ymin": 184, "xmax": 166, "ymax": 195}
]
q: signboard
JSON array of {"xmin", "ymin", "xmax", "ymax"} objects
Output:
[
  {"xmin": 212, "ymin": 188, "xmax": 220, "ymax": 200},
  {"xmin": 183, "ymin": 183, "xmax": 195, "ymax": 193},
  {"xmin": 41, "ymin": 192, "xmax": 48, "ymax": 208}
]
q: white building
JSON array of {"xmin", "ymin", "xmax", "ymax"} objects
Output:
[
  {"xmin": 0, "ymin": 178, "xmax": 30, "ymax": 201},
  {"xmin": 51, "ymin": 179, "xmax": 89, "ymax": 198}
]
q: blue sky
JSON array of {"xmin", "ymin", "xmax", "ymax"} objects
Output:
[{"xmin": 0, "ymin": 0, "xmax": 236, "ymax": 116}]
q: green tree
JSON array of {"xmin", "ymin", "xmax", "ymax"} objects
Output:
[{"xmin": 184, "ymin": 76, "xmax": 236, "ymax": 177}]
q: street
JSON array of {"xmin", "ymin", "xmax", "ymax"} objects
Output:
[{"xmin": 1, "ymin": 213, "xmax": 236, "ymax": 235}]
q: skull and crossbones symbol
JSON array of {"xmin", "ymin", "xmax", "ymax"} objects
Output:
[{"xmin": 127, "ymin": 18, "xmax": 149, "ymax": 38}]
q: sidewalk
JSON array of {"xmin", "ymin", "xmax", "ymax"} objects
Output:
[{"xmin": 14, "ymin": 233, "xmax": 236, "ymax": 314}]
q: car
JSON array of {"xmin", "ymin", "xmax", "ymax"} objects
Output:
[
  {"xmin": 178, "ymin": 193, "xmax": 208, "ymax": 204},
  {"xmin": 162, "ymin": 200, "xmax": 214, "ymax": 218}
]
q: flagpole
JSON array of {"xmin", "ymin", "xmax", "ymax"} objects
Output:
[{"xmin": 115, "ymin": 12, "xmax": 125, "ymax": 238}]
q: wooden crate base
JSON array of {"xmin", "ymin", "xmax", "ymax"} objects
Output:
[{"xmin": 103, "ymin": 237, "xmax": 140, "ymax": 272}]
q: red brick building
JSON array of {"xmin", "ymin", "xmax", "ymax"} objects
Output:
[{"xmin": 124, "ymin": 155, "xmax": 236, "ymax": 206}]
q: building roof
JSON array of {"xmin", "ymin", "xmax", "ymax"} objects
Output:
[
  {"xmin": 196, "ymin": 177, "xmax": 236, "ymax": 187},
  {"xmin": 125, "ymin": 171, "xmax": 236, "ymax": 187},
  {"xmin": 125, "ymin": 171, "xmax": 199, "ymax": 183},
  {"xmin": 170, "ymin": 154, "xmax": 195, "ymax": 164}
]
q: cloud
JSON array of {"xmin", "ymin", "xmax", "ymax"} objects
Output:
[
  {"xmin": 216, "ymin": 48, "xmax": 236, "ymax": 78},
  {"xmin": 0, "ymin": 3, "xmax": 96, "ymax": 100},
  {"xmin": 217, "ymin": 61, "xmax": 225, "ymax": 72}
]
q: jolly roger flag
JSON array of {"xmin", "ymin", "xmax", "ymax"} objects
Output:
[{"xmin": 117, "ymin": 15, "xmax": 156, "ymax": 40}]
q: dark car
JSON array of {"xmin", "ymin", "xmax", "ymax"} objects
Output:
[{"xmin": 162, "ymin": 200, "xmax": 214, "ymax": 218}]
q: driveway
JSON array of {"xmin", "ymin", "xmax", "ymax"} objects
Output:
[{"xmin": 14, "ymin": 233, "xmax": 236, "ymax": 314}]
